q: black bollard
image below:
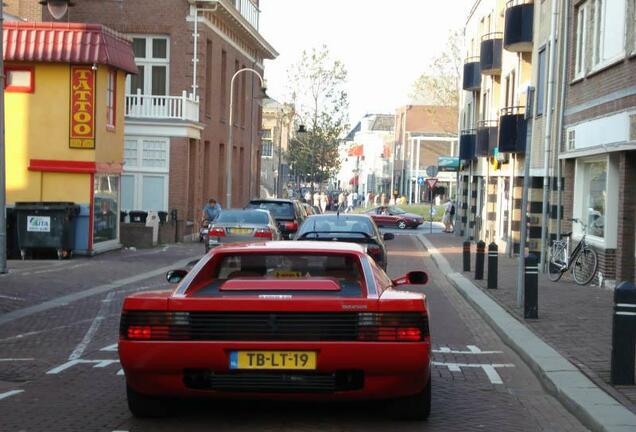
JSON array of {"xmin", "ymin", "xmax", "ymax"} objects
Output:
[
  {"xmin": 475, "ymin": 241, "xmax": 485, "ymax": 280},
  {"xmin": 611, "ymin": 281, "xmax": 636, "ymax": 385},
  {"xmin": 524, "ymin": 254, "xmax": 538, "ymax": 319},
  {"xmin": 487, "ymin": 242, "xmax": 498, "ymax": 289},
  {"xmin": 463, "ymin": 241, "xmax": 471, "ymax": 272}
]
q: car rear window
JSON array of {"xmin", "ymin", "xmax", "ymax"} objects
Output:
[
  {"xmin": 216, "ymin": 210, "xmax": 269, "ymax": 224},
  {"xmin": 191, "ymin": 253, "xmax": 364, "ymax": 297},
  {"xmin": 247, "ymin": 201, "xmax": 294, "ymax": 219},
  {"xmin": 298, "ymin": 217, "xmax": 374, "ymax": 236}
]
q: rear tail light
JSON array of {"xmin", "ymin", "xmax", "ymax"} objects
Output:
[
  {"xmin": 121, "ymin": 312, "xmax": 190, "ymax": 340},
  {"xmin": 126, "ymin": 325, "xmax": 169, "ymax": 340},
  {"xmin": 254, "ymin": 228, "xmax": 273, "ymax": 239},
  {"xmin": 209, "ymin": 227, "xmax": 226, "ymax": 237},
  {"xmin": 282, "ymin": 221, "xmax": 298, "ymax": 232},
  {"xmin": 356, "ymin": 313, "xmax": 428, "ymax": 342}
]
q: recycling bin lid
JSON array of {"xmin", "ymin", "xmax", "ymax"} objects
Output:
[{"xmin": 14, "ymin": 202, "xmax": 80, "ymax": 214}]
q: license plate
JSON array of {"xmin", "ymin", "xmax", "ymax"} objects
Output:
[
  {"xmin": 230, "ymin": 228, "xmax": 252, "ymax": 235},
  {"xmin": 229, "ymin": 351, "xmax": 316, "ymax": 370}
]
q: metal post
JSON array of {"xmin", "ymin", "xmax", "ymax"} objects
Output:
[
  {"xmin": 463, "ymin": 241, "xmax": 471, "ymax": 272},
  {"xmin": 475, "ymin": 240, "xmax": 485, "ymax": 280},
  {"xmin": 429, "ymin": 186, "xmax": 433, "ymax": 234},
  {"xmin": 487, "ymin": 242, "xmax": 498, "ymax": 289},
  {"xmin": 517, "ymin": 104, "xmax": 534, "ymax": 307},
  {"xmin": 611, "ymin": 281, "xmax": 636, "ymax": 385},
  {"xmin": 0, "ymin": 1, "xmax": 7, "ymax": 274},
  {"xmin": 226, "ymin": 68, "xmax": 264, "ymax": 209},
  {"xmin": 524, "ymin": 253, "xmax": 538, "ymax": 319}
]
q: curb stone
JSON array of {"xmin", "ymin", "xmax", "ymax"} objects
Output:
[{"xmin": 417, "ymin": 235, "xmax": 636, "ymax": 432}]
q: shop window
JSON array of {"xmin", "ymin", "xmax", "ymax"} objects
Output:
[
  {"xmin": 5, "ymin": 67, "xmax": 34, "ymax": 93},
  {"xmin": 581, "ymin": 160, "xmax": 607, "ymax": 238},
  {"xmin": 94, "ymin": 174, "xmax": 119, "ymax": 244},
  {"xmin": 106, "ymin": 70, "xmax": 116, "ymax": 128}
]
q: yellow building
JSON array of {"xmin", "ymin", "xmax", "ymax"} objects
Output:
[{"xmin": 4, "ymin": 22, "xmax": 137, "ymax": 253}]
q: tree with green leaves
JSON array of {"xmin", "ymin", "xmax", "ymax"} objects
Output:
[
  {"xmin": 409, "ymin": 29, "xmax": 462, "ymax": 107},
  {"xmin": 284, "ymin": 45, "xmax": 349, "ymax": 190}
]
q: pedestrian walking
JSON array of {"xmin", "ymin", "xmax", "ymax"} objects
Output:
[
  {"xmin": 319, "ymin": 192, "xmax": 328, "ymax": 214},
  {"xmin": 442, "ymin": 198, "xmax": 454, "ymax": 233},
  {"xmin": 374, "ymin": 193, "xmax": 381, "ymax": 206},
  {"xmin": 352, "ymin": 191, "xmax": 359, "ymax": 208},
  {"xmin": 346, "ymin": 193, "xmax": 354, "ymax": 213},
  {"xmin": 313, "ymin": 192, "xmax": 320, "ymax": 209},
  {"xmin": 338, "ymin": 191, "xmax": 346, "ymax": 212}
]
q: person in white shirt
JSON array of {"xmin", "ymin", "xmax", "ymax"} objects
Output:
[
  {"xmin": 442, "ymin": 198, "xmax": 454, "ymax": 233},
  {"xmin": 346, "ymin": 193, "xmax": 354, "ymax": 213}
]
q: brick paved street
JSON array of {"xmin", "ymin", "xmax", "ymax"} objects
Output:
[
  {"xmin": 425, "ymin": 233, "xmax": 636, "ymax": 413},
  {"xmin": 0, "ymin": 237, "xmax": 587, "ymax": 431}
]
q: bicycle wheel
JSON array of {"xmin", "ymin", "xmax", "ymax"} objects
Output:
[
  {"xmin": 548, "ymin": 243, "xmax": 566, "ymax": 282},
  {"xmin": 572, "ymin": 247, "xmax": 598, "ymax": 285}
]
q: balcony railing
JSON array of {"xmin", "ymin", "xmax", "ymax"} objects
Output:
[
  {"xmin": 476, "ymin": 120, "xmax": 498, "ymax": 156},
  {"xmin": 480, "ymin": 33, "xmax": 503, "ymax": 76},
  {"xmin": 462, "ymin": 57, "xmax": 481, "ymax": 91},
  {"xmin": 125, "ymin": 90, "xmax": 200, "ymax": 122},
  {"xmin": 234, "ymin": 0, "xmax": 260, "ymax": 30},
  {"xmin": 498, "ymin": 107, "xmax": 527, "ymax": 153},
  {"xmin": 504, "ymin": 0, "xmax": 534, "ymax": 52}
]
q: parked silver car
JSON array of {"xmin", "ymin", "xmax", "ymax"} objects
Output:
[{"xmin": 206, "ymin": 209, "xmax": 281, "ymax": 251}]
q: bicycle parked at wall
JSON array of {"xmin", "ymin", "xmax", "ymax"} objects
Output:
[{"xmin": 548, "ymin": 218, "xmax": 599, "ymax": 285}]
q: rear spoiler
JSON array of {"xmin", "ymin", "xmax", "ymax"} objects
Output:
[{"xmin": 220, "ymin": 278, "xmax": 341, "ymax": 291}]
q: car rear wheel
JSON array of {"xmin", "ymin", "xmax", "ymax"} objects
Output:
[
  {"xmin": 397, "ymin": 220, "xmax": 407, "ymax": 230},
  {"xmin": 126, "ymin": 385, "xmax": 170, "ymax": 418},
  {"xmin": 388, "ymin": 374, "xmax": 431, "ymax": 420}
]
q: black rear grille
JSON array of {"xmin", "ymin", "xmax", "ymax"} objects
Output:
[
  {"xmin": 120, "ymin": 311, "xmax": 429, "ymax": 342},
  {"xmin": 184, "ymin": 369, "xmax": 364, "ymax": 393}
]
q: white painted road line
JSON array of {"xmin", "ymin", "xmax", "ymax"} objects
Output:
[
  {"xmin": 432, "ymin": 361, "xmax": 515, "ymax": 385},
  {"xmin": 100, "ymin": 344, "xmax": 118, "ymax": 352},
  {"xmin": 0, "ymin": 390, "xmax": 24, "ymax": 401},
  {"xmin": 0, "ymin": 358, "xmax": 34, "ymax": 362},
  {"xmin": 47, "ymin": 359, "xmax": 121, "ymax": 374},
  {"xmin": 433, "ymin": 344, "xmax": 503, "ymax": 354},
  {"xmin": 68, "ymin": 291, "xmax": 115, "ymax": 361}
]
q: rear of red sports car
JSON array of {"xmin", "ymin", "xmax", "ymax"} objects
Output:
[{"xmin": 118, "ymin": 242, "xmax": 432, "ymax": 419}]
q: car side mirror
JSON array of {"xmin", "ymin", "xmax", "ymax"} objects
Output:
[
  {"xmin": 383, "ymin": 233, "xmax": 395, "ymax": 241},
  {"xmin": 166, "ymin": 269, "xmax": 188, "ymax": 284},
  {"xmin": 392, "ymin": 271, "xmax": 428, "ymax": 286}
]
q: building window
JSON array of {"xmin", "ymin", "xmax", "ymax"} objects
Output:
[
  {"xmin": 261, "ymin": 129, "xmax": 273, "ymax": 158},
  {"xmin": 592, "ymin": 0, "xmax": 626, "ymax": 68},
  {"xmin": 4, "ymin": 66, "xmax": 34, "ymax": 93},
  {"xmin": 126, "ymin": 36, "xmax": 169, "ymax": 96},
  {"xmin": 536, "ymin": 47, "xmax": 546, "ymax": 116},
  {"xmin": 575, "ymin": 3, "xmax": 587, "ymax": 78},
  {"xmin": 567, "ymin": 129, "xmax": 576, "ymax": 150},
  {"xmin": 106, "ymin": 70, "xmax": 116, "ymax": 128},
  {"xmin": 122, "ymin": 137, "xmax": 170, "ymax": 212},
  {"xmin": 581, "ymin": 160, "xmax": 607, "ymax": 238}
]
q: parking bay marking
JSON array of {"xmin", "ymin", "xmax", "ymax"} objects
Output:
[
  {"xmin": 433, "ymin": 345, "xmax": 503, "ymax": 355},
  {"xmin": 0, "ymin": 390, "xmax": 25, "ymax": 401},
  {"xmin": 432, "ymin": 362, "xmax": 514, "ymax": 384}
]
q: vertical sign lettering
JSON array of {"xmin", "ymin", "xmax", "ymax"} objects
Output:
[{"xmin": 69, "ymin": 66, "xmax": 95, "ymax": 149}]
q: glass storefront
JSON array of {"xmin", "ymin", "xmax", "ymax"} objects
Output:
[
  {"xmin": 583, "ymin": 160, "xmax": 606, "ymax": 238},
  {"xmin": 94, "ymin": 174, "xmax": 119, "ymax": 244}
]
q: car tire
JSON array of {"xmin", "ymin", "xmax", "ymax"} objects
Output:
[
  {"xmin": 397, "ymin": 220, "xmax": 407, "ymax": 230},
  {"xmin": 388, "ymin": 374, "xmax": 431, "ymax": 421},
  {"xmin": 126, "ymin": 385, "xmax": 170, "ymax": 418}
]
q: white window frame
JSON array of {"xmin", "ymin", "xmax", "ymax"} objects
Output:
[
  {"xmin": 126, "ymin": 35, "xmax": 170, "ymax": 96},
  {"xmin": 261, "ymin": 129, "xmax": 273, "ymax": 158},
  {"xmin": 591, "ymin": 0, "xmax": 627, "ymax": 72},
  {"xmin": 106, "ymin": 69, "xmax": 116, "ymax": 128},
  {"xmin": 122, "ymin": 137, "xmax": 170, "ymax": 211},
  {"xmin": 572, "ymin": 154, "xmax": 619, "ymax": 249},
  {"xmin": 575, "ymin": 3, "xmax": 588, "ymax": 79}
]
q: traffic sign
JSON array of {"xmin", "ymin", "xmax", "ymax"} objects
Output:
[
  {"xmin": 426, "ymin": 165, "xmax": 438, "ymax": 177},
  {"xmin": 417, "ymin": 176, "xmax": 425, "ymax": 185},
  {"xmin": 425, "ymin": 178, "xmax": 438, "ymax": 189}
]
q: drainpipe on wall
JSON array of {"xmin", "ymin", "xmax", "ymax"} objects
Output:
[
  {"xmin": 539, "ymin": 0, "xmax": 561, "ymax": 272},
  {"xmin": 556, "ymin": 0, "xmax": 570, "ymax": 240}
]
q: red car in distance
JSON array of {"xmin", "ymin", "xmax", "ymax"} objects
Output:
[
  {"xmin": 367, "ymin": 206, "xmax": 424, "ymax": 229},
  {"xmin": 119, "ymin": 241, "xmax": 432, "ymax": 420}
]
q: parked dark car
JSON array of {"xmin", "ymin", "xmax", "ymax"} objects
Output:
[
  {"xmin": 245, "ymin": 199, "xmax": 306, "ymax": 239},
  {"xmin": 294, "ymin": 213, "xmax": 393, "ymax": 270},
  {"xmin": 367, "ymin": 205, "xmax": 424, "ymax": 229}
]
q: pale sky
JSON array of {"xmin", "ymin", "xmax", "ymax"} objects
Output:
[{"xmin": 259, "ymin": 0, "xmax": 475, "ymax": 125}]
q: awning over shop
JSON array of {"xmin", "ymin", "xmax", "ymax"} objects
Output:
[
  {"xmin": 3, "ymin": 22, "xmax": 138, "ymax": 74},
  {"xmin": 348, "ymin": 144, "xmax": 363, "ymax": 157}
]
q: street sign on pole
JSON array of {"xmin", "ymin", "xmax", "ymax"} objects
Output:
[
  {"xmin": 417, "ymin": 176, "xmax": 425, "ymax": 185},
  {"xmin": 425, "ymin": 178, "xmax": 438, "ymax": 189},
  {"xmin": 425, "ymin": 165, "xmax": 438, "ymax": 177}
]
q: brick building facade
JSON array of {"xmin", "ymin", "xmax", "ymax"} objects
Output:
[{"xmin": 7, "ymin": 0, "xmax": 277, "ymax": 239}]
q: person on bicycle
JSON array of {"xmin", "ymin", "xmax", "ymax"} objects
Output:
[{"xmin": 202, "ymin": 198, "xmax": 222, "ymax": 224}]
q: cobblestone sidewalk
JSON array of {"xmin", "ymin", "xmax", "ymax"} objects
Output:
[{"xmin": 425, "ymin": 233, "xmax": 636, "ymax": 414}]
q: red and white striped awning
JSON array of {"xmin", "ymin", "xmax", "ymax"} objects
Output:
[{"xmin": 3, "ymin": 22, "xmax": 137, "ymax": 74}]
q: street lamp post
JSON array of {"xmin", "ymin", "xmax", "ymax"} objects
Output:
[{"xmin": 226, "ymin": 68, "xmax": 265, "ymax": 209}]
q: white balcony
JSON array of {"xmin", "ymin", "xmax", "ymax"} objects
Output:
[
  {"xmin": 125, "ymin": 90, "xmax": 200, "ymax": 123},
  {"xmin": 234, "ymin": 0, "xmax": 260, "ymax": 30}
]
